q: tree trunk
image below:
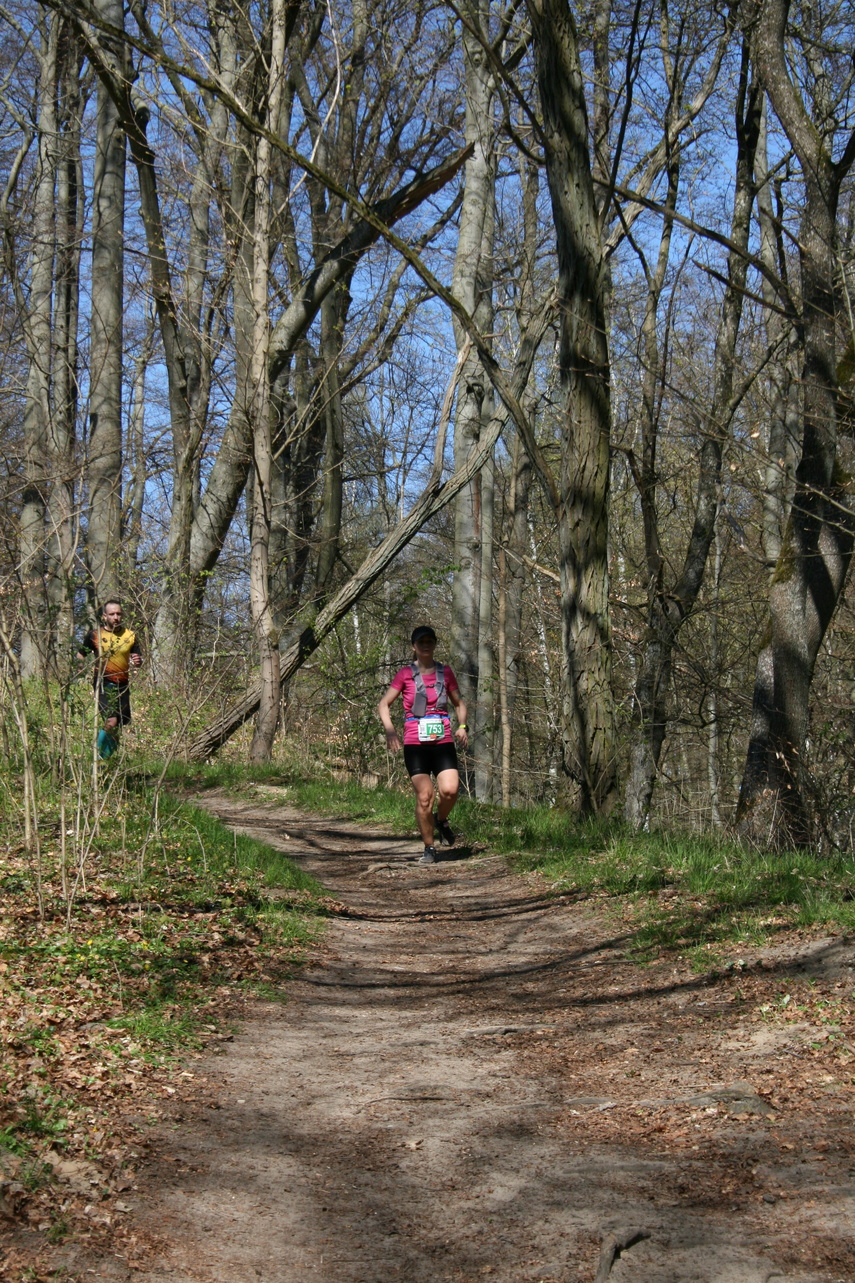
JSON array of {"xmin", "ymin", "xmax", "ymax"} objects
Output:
[
  {"xmin": 707, "ymin": 520, "xmax": 723, "ymax": 829},
  {"xmin": 314, "ymin": 291, "xmax": 348, "ymax": 595},
  {"xmin": 247, "ymin": 0, "xmax": 288, "ymax": 762},
  {"xmin": 736, "ymin": 0, "xmax": 855, "ymax": 847},
  {"xmin": 474, "ymin": 448, "xmax": 494, "ymax": 800},
  {"xmin": 125, "ymin": 311, "xmax": 156, "ymax": 567},
  {"xmin": 497, "ymin": 147, "xmax": 538, "ymax": 806},
  {"xmin": 87, "ymin": 0, "xmax": 125, "ymax": 604},
  {"xmin": 528, "ymin": 0, "xmax": 617, "ymax": 816},
  {"xmin": 497, "ymin": 433, "xmax": 531, "ymax": 804},
  {"xmin": 450, "ymin": 0, "xmax": 495, "ymax": 762},
  {"xmin": 756, "ymin": 97, "xmax": 799, "ymax": 572},
  {"xmin": 19, "ymin": 15, "xmax": 60, "ymax": 678},
  {"xmin": 46, "ymin": 26, "xmax": 82, "ymax": 660}
]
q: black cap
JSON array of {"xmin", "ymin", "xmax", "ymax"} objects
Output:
[{"xmin": 411, "ymin": 625, "xmax": 437, "ymax": 644}]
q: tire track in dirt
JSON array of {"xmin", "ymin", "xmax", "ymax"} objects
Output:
[{"xmin": 127, "ymin": 793, "xmax": 844, "ymax": 1282}]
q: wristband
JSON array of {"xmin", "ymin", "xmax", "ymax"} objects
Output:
[{"xmin": 458, "ymin": 724, "xmax": 468, "ymax": 731}]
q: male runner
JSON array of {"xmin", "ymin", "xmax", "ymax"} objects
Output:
[{"xmin": 77, "ymin": 601, "xmax": 142, "ymax": 758}]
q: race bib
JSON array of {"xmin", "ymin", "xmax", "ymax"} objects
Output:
[{"xmin": 417, "ymin": 716, "xmax": 444, "ymax": 742}]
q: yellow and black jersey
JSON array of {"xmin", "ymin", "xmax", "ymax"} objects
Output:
[{"xmin": 78, "ymin": 627, "xmax": 141, "ymax": 684}]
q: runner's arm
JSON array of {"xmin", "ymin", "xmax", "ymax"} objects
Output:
[
  {"xmin": 448, "ymin": 687, "xmax": 468, "ymax": 749},
  {"xmin": 76, "ymin": 631, "xmax": 95, "ymax": 662},
  {"xmin": 378, "ymin": 685, "xmax": 403, "ymax": 752}
]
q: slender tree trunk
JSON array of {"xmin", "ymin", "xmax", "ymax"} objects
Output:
[
  {"xmin": 498, "ymin": 433, "xmax": 532, "ymax": 805},
  {"xmin": 497, "ymin": 542, "xmax": 510, "ymax": 807},
  {"xmin": 125, "ymin": 311, "xmax": 156, "ymax": 567},
  {"xmin": 19, "ymin": 16, "xmax": 60, "ymax": 678},
  {"xmin": 529, "ymin": 515, "xmax": 560, "ymax": 796},
  {"xmin": 47, "ymin": 27, "xmax": 82, "ymax": 659},
  {"xmin": 127, "ymin": 86, "xmax": 200, "ymax": 678},
  {"xmin": 148, "ymin": 19, "xmax": 236, "ymax": 677},
  {"xmin": 707, "ymin": 519, "xmax": 723, "ymax": 828},
  {"xmin": 87, "ymin": 0, "xmax": 125, "ymax": 603},
  {"xmin": 497, "ymin": 146, "xmax": 538, "ymax": 805},
  {"xmin": 474, "ymin": 448, "xmax": 494, "ymax": 800},
  {"xmin": 248, "ymin": 0, "xmax": 287, "ymax": 762}
]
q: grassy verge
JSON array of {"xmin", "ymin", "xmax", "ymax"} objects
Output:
[
  {"xmin": 173, "ymin": 758, "xmax": 855, "ymax": 971},
  {"xmin": 0, "ymin": 756, "xmax": 329, "ymax": 1269}
]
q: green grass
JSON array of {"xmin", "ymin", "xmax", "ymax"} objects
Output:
[
  {"xmin": 170, "ymin": 759, "xmax": 855, "ymax": 965},
  {"xmin": 0, "ymin": 731, "xmax": 333, "ymax": 1171},
  {"xmin": 105, "ymin": 1007, "xmax": 210, "ymax": 1055}
]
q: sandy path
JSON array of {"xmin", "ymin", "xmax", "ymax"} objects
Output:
[{"xmin": 126, "ymin": 793, "xmax": 844, "ymax": 1283}]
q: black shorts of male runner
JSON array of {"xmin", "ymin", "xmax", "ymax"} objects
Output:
[{"xmin": 97, "ymin": 680, "xmax": 132, "ymax": 726}]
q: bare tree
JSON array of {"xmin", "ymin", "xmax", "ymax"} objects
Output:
[
  {"xmin": 623, "ymin": 37, "xmax": 761, "ymax": 829},
  {"xmin": 736, "ymin": 0, "xmax": 855, "ymax": 846}
]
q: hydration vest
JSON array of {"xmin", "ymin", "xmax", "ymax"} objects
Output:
[{"xmin": 410, "ymin": 663, "xmax": 448, "ymax": 718}]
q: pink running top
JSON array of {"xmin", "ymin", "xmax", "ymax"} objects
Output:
[{"xmin": 390, "ymin": 664, "xmax": 459, "ymax": 746}]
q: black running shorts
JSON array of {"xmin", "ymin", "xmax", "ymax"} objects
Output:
[
  {"xmin": 97, "ymin": 680, "xmax": 132, "ymax": 726},
  {"xmin": 403, "ymin": 742, "xmax": 459, "ymax": 778}
]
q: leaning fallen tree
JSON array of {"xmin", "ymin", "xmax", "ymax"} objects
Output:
[{"xmin": 186, "ymin": 301, "xmax": 554, "ymax": 759}]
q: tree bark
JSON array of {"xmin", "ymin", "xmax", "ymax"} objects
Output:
[
  {"xmin": 46, "ymin": 24, "xmax": 83, "ymax": 659},
  {"xmin": 736, "ymin": 0, "xmax": 855, "ymax": 847},
  {"xmin": 18, "ymin": 15, "xmax": 60, "ymax": 678},
  {"xmin": 124, "ymin": 311, "xmax": 156, "ymax": 567},
  {"xmin": 87, "ymin": 0, "xmax": 125, "ymax": 604},
  {"xmin": 247, "ymin": 0, "xmax": 288, "ymax": 762},
  {"xmin": 474, "ymin": 447, "xmax": 494, "ymax": 800},
  {"xmin": 756, "ymin": 97, "xmax": 799, "ymax": 572},
  {"xmin": 527, "ymin": 0, "xmax": 617, "ymax": 816},
  {"xmin": 313, "ymin": 291, "xmax": 348, "ymax": 595},
  {"xmin": 451, "ymin": 0, "xmax": 495, "ymax": 765}
]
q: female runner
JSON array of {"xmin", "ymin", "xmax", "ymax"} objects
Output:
[{"xmin": 378, "ymin": 625, "xmax": 469, "ymax": 864}]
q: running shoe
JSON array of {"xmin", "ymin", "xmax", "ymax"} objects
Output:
[
  {"xmin": 434, "ymin": 813, "xmax": 456, "ymax": 846},
  {"xmin": 419, "ymin": 846, "xmax": 438, "ymax": 865}
]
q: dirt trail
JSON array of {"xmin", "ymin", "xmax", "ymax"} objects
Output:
[{"xmin": 121, "ymin": 793, "xmax": 853, "ymax": 1283}]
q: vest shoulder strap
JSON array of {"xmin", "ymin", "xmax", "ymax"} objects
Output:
[{"xmin": 410, "ymin": 663, "xmax": 447, "ymax": 717}]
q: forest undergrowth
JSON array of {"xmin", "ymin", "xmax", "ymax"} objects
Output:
[{"xmin": 0, "ymin": 688, "xmax": 333, "ymax": 1266}]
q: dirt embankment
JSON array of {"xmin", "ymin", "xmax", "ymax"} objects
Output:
[{"xmin": 34, "ymin": 793, "xmax": 855, "ymax": 1281}]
